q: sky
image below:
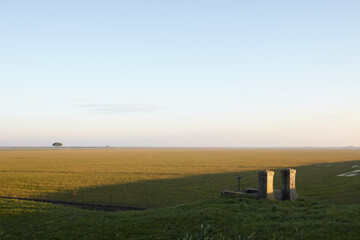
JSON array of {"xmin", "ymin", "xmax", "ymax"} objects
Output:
[{"xmin": 1, "ymin": 1, "xmax": 360, "ymax": 147}]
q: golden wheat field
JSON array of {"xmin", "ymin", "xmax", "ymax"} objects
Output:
[{"xmin": 1, "ymin": 148, "xmax": 359, "ymax": 207}]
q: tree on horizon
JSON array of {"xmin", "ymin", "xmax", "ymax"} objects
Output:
[{"xmin": 52, "ymin": 142, "xmax": 63, "ymax": 147}]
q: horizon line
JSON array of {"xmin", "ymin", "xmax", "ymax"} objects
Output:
[{"xmin": 0, "ymin": 146, "xmax": 360, "ymax": 149}]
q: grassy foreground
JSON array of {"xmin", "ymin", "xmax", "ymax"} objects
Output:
[
  {"xmin": 1, "ymin": 148, "xmax": 359, "ymax": 239},
  {"xmin": 0, "ymin": 195, "xmax": 359, "ymax": 240},
  {"xmin": 1, "ymin": 148, "xmax": 360, "ymax": 207}
]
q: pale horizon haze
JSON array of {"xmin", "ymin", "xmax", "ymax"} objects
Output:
[{"xmin": 1, "ymin": 1, "xmax": 360, "ymax": 147}]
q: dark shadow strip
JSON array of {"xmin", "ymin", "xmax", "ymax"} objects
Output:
[{"xmin": 0, "ymin": 196, "xmax": 146, "ymax": 212}]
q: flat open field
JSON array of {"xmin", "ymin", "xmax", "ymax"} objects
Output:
[
  {"xmin": 1, "ymin": 148, "xmax": 360, "ymax": 239},
  {"xmin": 1, "ymin": 148, "xmax": 360, "ymax": 207}
]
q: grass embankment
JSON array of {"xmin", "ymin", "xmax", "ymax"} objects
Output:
[
  {"xmin": 0, "ymin": 148, "xmax": 360, "ymax": 207},
  {"xmin": 0, "ymin": 195, "xmax": 359, "ymax": 240}
]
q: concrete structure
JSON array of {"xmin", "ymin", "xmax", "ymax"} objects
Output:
[
  {"xmin": 222, "ymin": 168, "xmax": 299, "ymax": 201},
  {"xmin": 281, "ymin": 168, "xmax": 298, "ymax": 201},
  {"xmin": 257, "ymin": 170, "xmax": 275, "ymax": 199}
]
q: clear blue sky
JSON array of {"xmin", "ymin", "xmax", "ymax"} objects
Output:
[{"xmin": 1, "ymin": 1, "xmax": 359, "ymax": 147}]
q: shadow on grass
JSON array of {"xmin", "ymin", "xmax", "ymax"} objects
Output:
[
  {"xmin": 2, "ymin": 191, "xmax": 360, "ymax": 240},
  {"xmin": 35, "ymin": 159, "xmax": 360, "ymax": 208},
  {"xmin": 1, "ymin": 160, "xmax": 359, "ymax": 240}
]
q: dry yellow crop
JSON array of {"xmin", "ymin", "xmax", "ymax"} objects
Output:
[{"xmin": 1, "ymin": 148, "xmax": 359, "ymax": 207}]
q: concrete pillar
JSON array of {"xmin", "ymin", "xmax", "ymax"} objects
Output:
[
  {"xmin": 281, "ymin": 168, "xmax": 298, "ymax": 201},
  {"xmin": 257, "ymin": 170, "xmax": 275, "ymax": 199}
]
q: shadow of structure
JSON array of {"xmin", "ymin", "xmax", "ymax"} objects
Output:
[
  {"xmin": 34, "ymin": 159, "xmax": 360, "ymax": 208},
  {"xmin": 43, "ymin": 170, "xmax": 260, "ymax": 208}
]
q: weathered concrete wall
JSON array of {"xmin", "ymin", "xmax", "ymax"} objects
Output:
[
  {"xmin": 281, "ymin": 168, "xmax": 298, "ymax": 201},
  {"xmin": 257, "ymin": 170, "xmax": 275, "ymax": 199}
]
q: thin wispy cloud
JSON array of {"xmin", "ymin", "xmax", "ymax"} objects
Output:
[
  {"xmin": 319, "ymin": 114, "xmax": 360, "ymax": 120},
  {"xmin": 68, "ymin": 99, "xmax": 91, "ymax": 103},
  {"xmin": 78, "ymin": 104, "xmax": 165, "ymax": 114}
]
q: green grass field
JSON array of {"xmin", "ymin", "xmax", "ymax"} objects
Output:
[
  {"xmin": 1, "ymin": 195, "xmax": 359, "ymax": 240},
  {"xmin": 0, "ymin": 148, "xmax": 359, "ymax": 239}
]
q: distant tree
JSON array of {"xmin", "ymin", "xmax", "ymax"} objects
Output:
[{"xmin": 52, "ymin": 142, "xmax": 63, "ymax": 147}]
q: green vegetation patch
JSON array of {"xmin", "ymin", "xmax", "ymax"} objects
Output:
[{"xmin": 0, "ymin": 196, "xmax": 359, "ymax": 240}]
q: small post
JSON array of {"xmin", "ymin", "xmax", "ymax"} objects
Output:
[
  {"xmin": 257, "ymin": 170, "xmax": 275, "ymax": 199},
  {"xmin": 281, "ymin": 168, "xmax": 298, "ymax": 201},
  {"xmin": 236, "ymin": 177, "xmax": 242, "ymax": 192}
]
